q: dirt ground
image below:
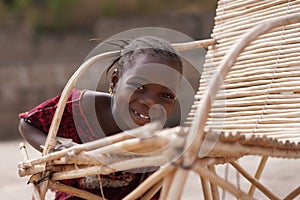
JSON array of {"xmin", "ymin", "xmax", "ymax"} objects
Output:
[{"xmin": 1, "ymin": 140, "xmax": 299, "ymax": 200}]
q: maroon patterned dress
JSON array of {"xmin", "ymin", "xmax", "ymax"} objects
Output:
[{"xmin": 19, "ymin": 89, "xmax": 159, "ymax": 200}]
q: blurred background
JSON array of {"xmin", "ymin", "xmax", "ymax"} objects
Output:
[
  {"xmin": 1, "ymin": 1, "xmax": 300, "ymax": 200},
  {"xmin": 0, "ymin": 0, "xmax": 217, "ymax": 140}
]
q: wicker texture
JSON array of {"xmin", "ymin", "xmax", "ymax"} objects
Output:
[{"xmin": 184, "ymin": 0, "xmax": 300, "ymax": 152}]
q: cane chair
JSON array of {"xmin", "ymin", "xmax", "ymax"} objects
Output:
[{"xmin": 18, "ymin": 0, "xmax": 300, "ymax": 199}]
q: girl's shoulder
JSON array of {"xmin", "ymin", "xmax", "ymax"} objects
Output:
[
  {"xmin": 80, "ymin": 90, "xmax": 112, "ymax": 139},
  {"xmin": 81, "ymin": 90, "xmax": 111, "ymax": 108}
]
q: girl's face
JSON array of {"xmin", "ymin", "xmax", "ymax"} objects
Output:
[{"xmin": 111, "ymin": 54, "xmax": 181, "ymax": 129}]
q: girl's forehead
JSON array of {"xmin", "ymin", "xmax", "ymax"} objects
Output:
[
  {"xmin": 122, "ymin": 62, "xmax": 181, "ymax": 92},
  {"xmin": 135, "ymin": 54, "xmax": 179, "ymax": 67},
  {"xmin": 123, "ymin": 53, "xmax": 181, "ymax": 72}
]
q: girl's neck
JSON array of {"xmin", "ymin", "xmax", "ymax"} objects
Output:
[{"xmin": 95, "ymin": 96, "xmax": 124, "ymax": 137}]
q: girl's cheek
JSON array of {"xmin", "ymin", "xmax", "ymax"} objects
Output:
[{"xmin": 116, "ymin": 87, "xmax": 136, "ymax": 103}]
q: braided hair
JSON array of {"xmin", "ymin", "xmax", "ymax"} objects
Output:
[{"xmin": 106, "ymin": 36, "xmax": 182, "ymax": 75}]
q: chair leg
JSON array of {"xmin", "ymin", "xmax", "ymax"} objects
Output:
[
  {"xmin": 193, "ymin": 161, "xmax": 254, "ymax": 200},
  {"xmin": 208, "ymin": 165, "xmax": 220, "ymax": 200},
  {"xmin": 200, "ymin": 175, "xmax": 213, "ymax": 200},
  {"xmin": 248, "ymin": 156, "xmax": 268, "ymax": 196},
  {"xmin": 32, "ymin": 185, "xmax": 42, "ymax": 200},
  {"xmin": 283, "ymin": 186, "xmax": 300, "ymax": 200},
  {"xmin": 159, "ymin": 170, "xmax": 175, "ymax": 199},
  {"xmin": 230, "ymin": 161, "xmax": 279, "ymax": 200},
  {"xmin": 166, "ymin": 168, "xmax": 189, "ymax": 200},
  {"xmin": 141, "ymin": 181, "xmax": 163, "ymax": 200}
]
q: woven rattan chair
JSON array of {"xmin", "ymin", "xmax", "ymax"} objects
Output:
[{"xmin": 18, "ymin": 1, "xmax": 300, "ymax": 199}]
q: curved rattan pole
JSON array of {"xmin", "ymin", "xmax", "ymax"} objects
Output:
[
  {"xmin": 168, "ymin": 13, "xmax": 300, "ymax": 199},
  {"xmin": 42, "ymin": 50, "xmax": 120, "ymax": 156},
  {"xmin": 38, "ymin": 50, "xmax": 119, "ymax": 199}
]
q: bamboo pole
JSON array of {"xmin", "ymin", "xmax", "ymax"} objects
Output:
[
  {"xmin": 200, "ymin": 175, "xmax": 213, "ymax": 200},
  {"xmin": 216, "ymin": 0, "xmax": 288, "ymax": 14},
  {"xmin": 19, "ymin": 164, "xmax": 92, "ymax": 177},
  {"xmin": 166, "ymin": 168, "xmax": 189, "ymax": 200},
  {"xmin": 209, "ymin": 109, "xmax": 300, "ymax": 119},
  {"xmin": 214, "ymin": 28, "xmax": 300, "ymax": 51},
  {"xmin": 51, "ymin": 153, "xmax": 171, "ymax": 181},
  {"xmin": 215, "ymin": 13, "xmax": 300, "ymax": 38},
  {"xmin": 19, "ymin": 142, "xmax": 29, "ymax": 161},
  {"xmin": 19, "ymin": 143, "xmax": 42, "ymax": 200},
  {"xmin": 215, "ymin": 2, "xmax": 299, "ymax": 32},
  {"xmin": 208, "ymin": 165, "xmax": 220, "ymax": 200},
  {"xmin": 20, "ymin": 122, "xmax": 161, "ymax": 168},
  {"xmin": 214, "ymin": 24, "xmax": 300, "ymax": 49},
  {"xmin": 209, "ymin": 53, "xmax": 300, "ymax": 74},
  {"xmin": 283, "ymin": 186, "xmax": 300, "ymax": 200},
  {"xmin": 210, "ymin": 103, "xmax": 300, "ymax": 113},
  {"xmin": 248, "ymin": 156, "xmax": 269, "ymax": 196},
  {"xmin": 208, "ymin": 46, "xmax": 300, "ymax": 67},
  {"xmin": 193, "ymin": 161, "xmax": 254, "ymax": 200},
  {"xmin": 172, "ymin": 39, "xmax": 216, "ymax": 50},
  {"xmin": 123, "ymin": 166, "xmax": 175, "ymax": 200},
  {"xmin": 216, "ymin": 33, "xmax": 300, "ymax": 54},
  {"xmin": 51, "ymin": 165, "xmax": 114, "ymax": 181},
  {"xmin": 230, "ymin": 161, "xmax": 280, "ymax": 200},
  {"xmin": 159, "ymin": 168, "xmax": 175, "ymax": 200},
  {"xmin": 218, "ymin": 39, "xmax": 300, "ymax": 58},
  {"xmin": 48, "ymin": 180, "xmax": 103, "ymax": 200},
  {"xmin": 216, "ymin": 0, "xmax": 294, "ymax": 23},
  {"xmin": 209, "ymin": 141, "xmax": 300, "ymax": 159},
  {"xmin": 32, "ymin": 185, "xmax": 42, "ymax": 200},
  {"xmin": 141, "ymin": 181, "xmax": 163, "ymax": 200}
]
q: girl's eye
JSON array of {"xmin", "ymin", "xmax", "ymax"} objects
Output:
[
  {"xmin": 161, "ymin": 93, "xmax": 176, "ymax": 100},
  {"xmin": 130, "ymin": 82, "xmax": 144, "ymax": 91},
  {"xmin": 137, "ymin": 85, "xmax": 144, "ymax": 90}
]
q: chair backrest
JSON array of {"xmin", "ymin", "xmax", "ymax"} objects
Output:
[{"xmin": 185, "ymin": 0, "xmax": 300, "ymax": 146}]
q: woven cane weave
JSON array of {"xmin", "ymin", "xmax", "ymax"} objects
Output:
[{"xmin": 184, "ymin": 0, "xmax": 300, "ymax": 158}]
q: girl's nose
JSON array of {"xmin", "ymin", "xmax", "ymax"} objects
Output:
[{"xmin": 139, "ymin": 93, "xmax": 156, "ymax": 108}]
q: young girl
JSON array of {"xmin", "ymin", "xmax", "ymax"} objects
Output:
[{"xmin": 18, "ymin": 36, "xmax": 183, "ymax": 200}]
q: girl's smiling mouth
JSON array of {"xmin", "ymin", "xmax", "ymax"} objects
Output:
[{"xmin": 130, "ymin": 109, "xmax": 151, "ymax": 124}]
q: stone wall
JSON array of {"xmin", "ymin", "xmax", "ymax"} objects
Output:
[{"xmin": 0, "ymin": 11, "xmax": 215, "ymax": 140}]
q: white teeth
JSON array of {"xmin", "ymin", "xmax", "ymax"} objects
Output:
[
  {"xmin": 133, "ymin": 110, "xmax": 150, "ymax": 120},
  {"xmin": 140, "ymin": 113, "xmax": 149, "ymax": 119}
]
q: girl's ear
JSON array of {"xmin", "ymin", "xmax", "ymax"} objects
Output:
[{"xmin": 110, "ymin": 69, "xmax": 119, "ymax": 92}]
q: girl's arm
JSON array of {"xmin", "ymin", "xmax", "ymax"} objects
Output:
[{"xmin": 19, "ymin": 119, "xmax": 62, "ymax": 152}]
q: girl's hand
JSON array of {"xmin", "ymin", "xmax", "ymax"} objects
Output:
[{"xmin": 54, "ymin": 142, "xmax": 78, "ymax": 151}]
